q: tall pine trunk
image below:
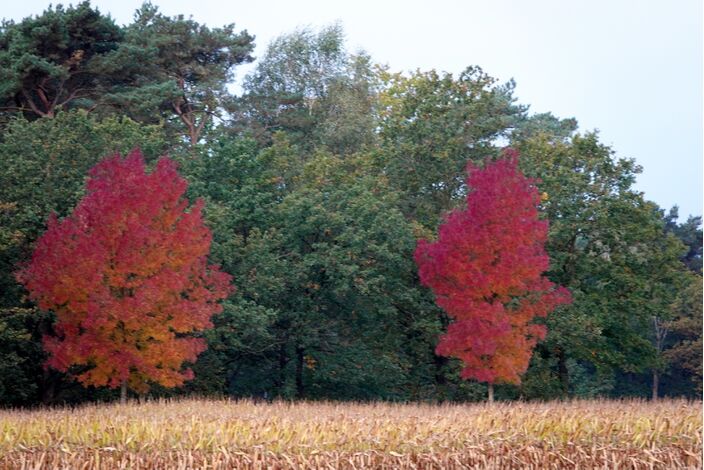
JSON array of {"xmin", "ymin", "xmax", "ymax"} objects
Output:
[
  {"xmin": 652, "ymin": 370, "xmax": 659, "ymax": 401},
  {"xmin": 487, "ymin": 383, "xmax": 494, "ymax": 403},
  {"xmin": 120, "ymin": 381, "xmax": 127, "ymax": 404}
]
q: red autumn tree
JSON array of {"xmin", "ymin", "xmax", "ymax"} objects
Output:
[
  {"xmin": 17, "ymin": 149, "xmax": 232, "ymax": 401},
  {"xmin": 414, "ymin": 149, "xmax": 571, "ymax": 401}
]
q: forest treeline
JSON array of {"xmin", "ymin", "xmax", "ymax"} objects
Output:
[{"xmin": 0, "ymin": 1, "xmax": 701, "ymax": 405}]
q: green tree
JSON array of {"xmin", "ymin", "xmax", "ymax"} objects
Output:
[
  {"xmin": 0, "ymin": 1, "xmax": 124, "ymax": 119},
  {"xmin": 271, "ymin": 152, "xmax": 415, "ymax": 399},
  {"xmin": 663, "ymin": 207, "xmax": 702, "ymax": 274},
  {"xmin": 118, "ymin": 3, "xmax": 254, "ymax": 145},
  {"xmin": 638, "ymin": 215, "xmax": 691, "ymax": 400},
  {"xmin": 517, "ymin": 132, "xmax": 691, "ymax": 398},
  {"xmin": 512, "ymin": 112, "xmax": 577, "ymax": 143},
  {"xmin": 312, "ymin": 53, "xmax": 378, "ymax": 155},
  {"xmin": 182, "ymin": 134, "xmax": 419, "ymax": 399},
  {"xmin": 664, "ymin": 276, "xmax": 703, "ymax": 394},
  {"xmin": 176, "ymin": 137, "xmax": 281, "ymax": 395},
  {"xmin": 235, "ymin": 25, "xmax": 377, "ymax": 155},
  {"xmin": 376, "ymin": 67, "xmax": 525, "ymax": 227}
]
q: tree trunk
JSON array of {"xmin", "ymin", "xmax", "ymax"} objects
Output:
[
  {"xmin": 41, "ymin": 369, "xmax": 57, "ymax": 405},
  {"xmin": 189, "ymin": 127, "xmax": 198, "ymax": 147},
  {"xmin": 557, "ymin": 347, "xmax": 569, "ymax": 396},
  {"xmin": 38, "ymin": 315, "xmax": 57, "ymax": 404},
  {"xmin": 120, "ymin": 381, "xmax": 127, "ymax": 404},
  {"xmin": 434, "ymin": 354, "xmax": 448, "ymax": 401},
  {"xmin": 275, "ymin": 343, "xmax": 289, "ymax": 395},
  {"xmin": 487, "ymin": 383, "xmax": 494, "ymax": 403},
  {"xmin": 651, "ymin": 316, "xmax": 667, "ymax": 402},
  {"xmin": 295, "ymin": 346, "xmax": 305, "ymax": 398}
]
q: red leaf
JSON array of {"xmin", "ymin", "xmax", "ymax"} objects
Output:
[
  {"xmin": 16, "ymin": 149, "xmax": 233, "ymax": 392},
  {"xmin": 415, "ymin": 149, "xmax": 571, "ymax": 385}
]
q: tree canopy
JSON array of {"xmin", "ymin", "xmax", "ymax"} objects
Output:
[
  {"xmin": 0, "ymin": 4, "xmax": 699, "ymax": 405},
  {"xmin": 0, "ymin": 1, "xmax": 123, "ymax": 118},
  {"xmin": 416, "ymin": 151, "xmax": 572, "ymax": 392},
  {"xmin": 17, "ymin": 150, "xmax": 232, "ymax": 398}
]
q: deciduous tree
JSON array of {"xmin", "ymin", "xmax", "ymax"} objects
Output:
[
  {"xmin": 665, "ymin": 276, "xmax": 703, "ymax": 394},
  {"xmin": 17, "ymin": 149, "xmax": 232, "ymax": 402},
  {"xmin": 0, "ymin": 111, "xmax": 167, "ymax": 405},
  {"xmin": 377, "ymin": 67, "xmax": 525, "ymax": 227},
  {"xmin": 234, "ymin": 24, "xmax": 377, "ymax": 154},
  {"xmin": 415, "ymin": 150, "xmax": 571, "ymax": 401},
  {"xmin": 516, "ymin": 131, "xmax": 695, "ymax": 398}
]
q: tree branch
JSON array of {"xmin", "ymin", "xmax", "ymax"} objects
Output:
[{"xmin": 21, "ymin": 90, "xmax": 49, "ymax": 117}]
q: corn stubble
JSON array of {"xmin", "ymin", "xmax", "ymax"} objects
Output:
[{"xmin": 1, "ymin": 398, "xmax": 700, "ymax": 469}]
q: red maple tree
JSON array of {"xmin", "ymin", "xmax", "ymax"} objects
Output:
[
  {"xmin": 414, "ymin": 149, "xmax": 571, "ymax": 398},
  {"xmin": 17, "ymin": 149, "xmax": 232, "ymax": 399}
]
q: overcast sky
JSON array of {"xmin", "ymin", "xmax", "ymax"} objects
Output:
[{"xmin": 4, "ymin": 0, "xmax": 702, "ymax": 218}]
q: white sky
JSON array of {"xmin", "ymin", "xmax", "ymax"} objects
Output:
[{"xmin": 4, "ymin": 0, "xmax": 703, "ymax": 218}]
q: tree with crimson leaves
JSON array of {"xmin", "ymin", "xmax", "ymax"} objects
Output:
[
  {"xmin": 414, "ymin": 149, "xmax": 571, "ymax": 402},
  {"xmin": 17, "ymin": 149, "xmax": 232, "ymax": 403}
]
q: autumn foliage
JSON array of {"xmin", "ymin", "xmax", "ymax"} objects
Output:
[
  {"xmin": 415, "ymin": 150, "xmax": 571, "ymax": 385},
  {"xmin": 17, "ymin": 150, "xmax": 232, "ymax": 393}
]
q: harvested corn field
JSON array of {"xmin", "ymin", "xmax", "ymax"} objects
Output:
[{"xmin": 0, "ymin": 398, "xmax": 701, "ymax": 469}]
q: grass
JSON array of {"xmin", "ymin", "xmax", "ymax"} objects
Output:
[{"xmin": 0, "ymin": 398, "xmax": 701, "ymax": 469}]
